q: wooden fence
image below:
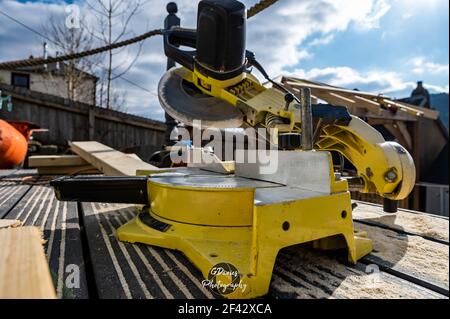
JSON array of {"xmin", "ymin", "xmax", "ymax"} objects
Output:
[{"xmin": 0, "ymin": 83, "xmax": 166, "ymax": 159}]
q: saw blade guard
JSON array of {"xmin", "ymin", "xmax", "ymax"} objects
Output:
[{"xmin": 158, "ymin": 67, "xmax": 244, "ymax": 128}]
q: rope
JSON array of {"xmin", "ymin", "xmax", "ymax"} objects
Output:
[
  {"xmin": 0, "ymin": 0, "xmax": 278, "ymax": 69},
  {"xmin": 0, "ymin": 29, "xmax": 163, "ymax": 70},
  {"xmin": 247, "ymin": 0, "xmax": 279, "ymax": 19}
]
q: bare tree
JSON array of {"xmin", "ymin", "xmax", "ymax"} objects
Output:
[
  {"xmin": 42, "ymin": 14, "xmax": 98, "ymax": 104},
  {"xmin": 85, "ymin": 0, "xmax": 145, "ymax": 109}
]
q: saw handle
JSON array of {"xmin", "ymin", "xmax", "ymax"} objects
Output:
[
  {"xmin": 50, "ymin": 176, "xmax": 149, "ymax": 204},
  {"xmin": 163, "ymin": 28, "xmax": 197, "ymax": 71}
]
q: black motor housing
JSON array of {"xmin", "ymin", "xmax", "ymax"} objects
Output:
[
  {"xmin": 196, "ymin": 0, "xmax": 246, "ymax": 79},
  {"xmin": 163, "ymin": 0, "xmax": 247, "ymax": 80}
]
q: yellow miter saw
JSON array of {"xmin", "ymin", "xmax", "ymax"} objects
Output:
[{"xmin": 52, "ymin": 0, "xmax": 416, "ymax": 299}]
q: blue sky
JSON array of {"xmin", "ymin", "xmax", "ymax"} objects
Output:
[
  {"xmin": 0, "ymin": 0, "xmax": 448, "ymax": 120},
  {"xmin": 294, "ymin": 0, "xmax": 449, "ymax": 97}
]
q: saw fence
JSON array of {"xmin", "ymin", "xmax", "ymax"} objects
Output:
[{"xmin": 0, "ymin": 142, "xmax": 448, "ymax": 299}]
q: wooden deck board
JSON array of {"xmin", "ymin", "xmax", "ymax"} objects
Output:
[
  {"xmin": 352, "ymin": 202, "xmax": 449, "ymax": 293},
  {"xmin": 0, "ymin": 170, "xmax": 34, "ymax": 219},
  {"xmin": 0, "ymin": 169, "xmax": 18, "ymax": 178},
  {"xmin": 3, "ymin": 178, "xmax": 89, "ymax": 299},
  {"xmin": 357, "ymin": 223, "xmax": 448, "ymax": 291},
  {"xmin": 1, "ymin": 169, "xmax": 448, "ymax": 299},
  {"xmin": 353, "ymin": 201, "xmax": 449, "ymax": 242},
  {"xmin": 271, "ymin": 247, "xmax": 444, "ymax": 299},
  {"xmin": 81, "ymin": 202, "xmax": 213, "ymax": 299}
]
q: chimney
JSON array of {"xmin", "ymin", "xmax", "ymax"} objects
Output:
[
  {"xmin": 55, "ymin": 51, "xmax": 60, "ymax": 71},
  {"xmin": 43, "ymin": 42, "xmax": 48, "ymax": 70}
]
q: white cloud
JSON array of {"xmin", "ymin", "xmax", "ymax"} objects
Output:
[
  {"xmin": 248, "ymin": 0, "xmax": 392, "ymax": 76},
  {"xmin": 357, "ymin": 0, "xmax": 391, "ymax": 29},
  {"xmin": 409, "ymin": 57, "xmax": 449, "ymax": 75},
  {"xmin": 308, "ymin": 34, "xmax": 335, "ymax": 47},
  {"xmin": 402, "ymin": 12, "xmax": 414, "ymax": 19}
]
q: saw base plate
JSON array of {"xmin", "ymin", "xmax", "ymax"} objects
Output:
[{"xmin": 116, "ymin": 170, "xmax": 372, "ymax": 298}]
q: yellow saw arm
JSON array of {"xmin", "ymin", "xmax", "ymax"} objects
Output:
[
  {"xmin": 315, "ymin": 116, "xmax": 416, "ymax": 200},
  {"xmin": 160, "ymin": 66, "xmax": 416, "ymax": 201}
]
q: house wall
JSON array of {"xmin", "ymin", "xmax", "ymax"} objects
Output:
[
  {"xmin": 0, "ymin": 70, "xmax": 10, "ymax": 85},
  {"xmin": 0, "ymin": 70, "xmax": 96, "ymax": 105}
]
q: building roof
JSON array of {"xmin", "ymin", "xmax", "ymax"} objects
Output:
[{"xmin": 0, "ymin": 57, "xmax": 98, "ymax": 80}]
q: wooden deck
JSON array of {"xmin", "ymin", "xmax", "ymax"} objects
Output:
[{"xmin": 1, "ymin": 169, "xmax": 448, "ymax": 299}]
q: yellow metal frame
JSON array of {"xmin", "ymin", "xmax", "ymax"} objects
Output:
[
  {"xmin": 315, "ymin": 117, "xmax": 416, "ymax": 200},
  {"xmin": 117, "ymin": 154, "xmax": 372, "ymax": 299},
  {"xmin": 176, "ymin": 66, "xmax": 416, "ymax": 197},
  {"xmin": 116, "ymin": 67, "xmax": 415, "ymax": 299},
  {"xmin": 180, "ymin": 67, "xmax": 297, "ymax": 132}
]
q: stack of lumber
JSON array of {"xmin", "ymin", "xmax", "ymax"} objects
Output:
[
  {"xmin": 28, "ymin": 155, "xmax": 101, "ymax": 175},
  {"xmin": 28, "ymin": 145, "xmax": 151, "ymax": 176},
  {"xmin": 70, "ymin": 141, "xmax": 234, "ymax": 175},
  {"xmin": 0, "ymin": 226, "xmax": 56, "ymax": 298},
  {"xmin": 69, "ymin": 141, "xmax": 158, "ymax": 176}
]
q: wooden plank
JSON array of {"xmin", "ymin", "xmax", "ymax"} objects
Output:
[
  {"xmin": 350, "ymin": 107, "xmax": 417, "ymax": 121},
  {"xmin": 316, "ymin": 89, "xmax": 383, "ymax": 115},
  {"xmin": 312, "ymin": 91, "xmax": 351, "ymax": 107},
  {"xmin": 286, "ymin": 79, "xmax": 387, "ymax": 111},
  {"xmin": 353, "ymin": 95, "xmax": 383, "ymax": 114},
  {"xmin": 37, "ymin": 165, "xmax": 101, "ymax": 175},
  {"xmin": 126, "ymin": 153, "xmax": 142, "ymax": 161},
  {"xmin": 5, "ymin": 182, "xmax": 89, "ymax": 299},
  {"xmin": 0, "ymin": 226, "xmax": 56, "ymax": 298},
  {"xmin": 0, "ymin": 219, "xmax": 21, "ymax": 229},
  {"xmin": 282, "ymin": 80, "xmax": 417, "ymax": 121},
  {"xmin": 284, "ymin": 79, "xmax": 382, "ymax": 98},
  {"xmin": 70, "ymin": 141, "xmax": 158, "ymax": 176},
  {"xmin": 271, "ymin": 246, "xmax": 444, "ymax": 299},
  {"xmin": 353, "ymin": 202, "xmax": 449, "ymax": 242},
  {"xmin": 382, "ymin": 99, "xmax": 439, "ymax": 120},
  {"xmin": 29, "ymin": 155, "xmax": 89, "ymax": 167},
  {"xmin": 328, "ymin": 92, "xmax": 356, "ymax": 104},
  {"xmin": 0, "ymin": 169, "xmax": 18, "ymax": 178},
  {"xmin": 283, "ymin": 77, "xmax": 439, "ymax": 120},
  {"xmin": 354, "ymin": 222, "xmax": 449, "ymax": 292}
]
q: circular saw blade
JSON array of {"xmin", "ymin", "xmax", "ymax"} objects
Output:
[{"xmin": 158, "ymin": 68, "xmax": 244, "ymax": 128}]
